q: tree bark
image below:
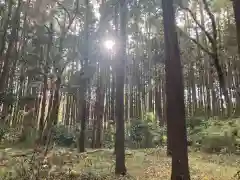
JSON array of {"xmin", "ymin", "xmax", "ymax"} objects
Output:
[
  {"xmin": 232, "ymin": 0, "xmax": 240, "ymax": 58},
  {"xmin": 115, "ymin": 0, "xmax": 127, "ymax": 175},
  {"xmin": 0, "ymin": 0, "xmax": 21, "ymax": 93},
  {"xmin": 77, "ymin": 0, "xmax": 90, "ymax": 153},
  {"xmin": 162, "ymin": 0, "xmax": 190, "ymax": 179}
]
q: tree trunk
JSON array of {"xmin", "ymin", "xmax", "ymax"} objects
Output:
[
  {"xmin": 0, "ymin": 0, "xmax": 20, "ymax": 94},
  {"xmin": 38, "ymin": 73, "xmax": 47, "ymax": 142},
  {"xmin": 111, "ymin": 70, "xmax": 115, "ymax": 120},
  {"xmin": 190, "ymin": 62, "xmax": 197, "ymax": 115},
  {"xmin": 115, "ymin": 0, "xmax": 127, "ymax": 175},
  {"xmin": 0, "ymin": 0, "xmax": 13, "ymax": 58},
  {"xmin": 162, "ymin": 0, "xmax": 190, "ymax": 179},
  {"xmin": 95, "ymin": 70, "xmax": 105, "ymax": 148},
  {"xmin": 42, "ymin": 89, "xmax": 54, "ymax": 145},
  {"xmin": 64, "ymin": 95, "xmax": 71, "ymax": 126},
  {"xmin": 51, "ymin": 77, "xmax": 61, "ymax": 125},
  {"xmin": 78, "ymin": 97, "xmax": 87, "ymax": 152},
  {"xmin": 232, "ymin": 0, "xmax": 240, "ymax": 58}
]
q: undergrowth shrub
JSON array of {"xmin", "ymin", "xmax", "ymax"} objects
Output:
[
  {"xmin": 188, "ymin": 117, "xmax": 240, "ymax": 154},
  {"xmin": 1, "ymin": 151, "xmax": 132, "ymax": 180},
  {"xmin": 1, "ymin": 127, "xmax": 21, "ymax": 144},
  {"xmin": 201, "ymin": 133, "xmax": 236, "ymax": 153},
  {"xmin": 0, "ymin": 124, "xmax": 8, "ymax": 142},
  {"xmin": 103, "ymin": 127, "xmax": 114, "ymax": 149},
  {"xmin": 126, "ymin": 112, "xmax": 166, "ymax": 149},
  {"xmin": 52, "ymin": 125, "xmax": 76, "ymax": 147},
  {"xmin": 52, "ymin": 125, "xmax": 94, "ymax": 148}
]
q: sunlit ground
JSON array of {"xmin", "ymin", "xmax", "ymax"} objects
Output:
[{"xmin": 0, "ymin": 148, "xmax": 239, "ymax": 179}]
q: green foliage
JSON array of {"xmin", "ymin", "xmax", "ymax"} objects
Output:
[
  {"xmin": 103, "ymin": 127, "xmax": 114, "ymax": 149},
  {"xmin": 201, "ymin": 133, "xmax": 236, "ymax": 153},
  {"xmin": 0, "ymin": 126, "xmax": 24, "ymax": 145},
  {"xmin": 188, "ymin": 117, "xmax": 240, "ymax": 154},
  {"xmin": 0, "ymin": 92, "xmax": 16, "ymax": 106},
  {"xmin": 19, "ymin": 95, "xmax": 37, "ymax": 106},
  {"xmin": 0, "ymin": 125, "xmax": 9, "ymax": 142},
  {"xmin": 187, "ymin": 116, "xmax": 209, "ymax": 144},
  {"xmin": 127, "ymin": 112, "xmax": 166, "ymax": 148},
  {"xmin": 53, "ymin": 125, "xmax": 76, "ymax": 147},
  {"xmin": 129, "ymin": 119, "xmax": 146, "ymax": 146},
  {"xmin": 187, "ymin": 116, "xmax": 208, "ymax": 129}
]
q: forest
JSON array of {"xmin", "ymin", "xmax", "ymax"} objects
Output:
[{"xmin": 0, "ymin": 0, "xmax": 240, "ymax": 179}]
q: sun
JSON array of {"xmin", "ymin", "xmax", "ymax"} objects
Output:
[{"xmin": 104, "ymin": 40, "xmax": 115, "ymax": 50}]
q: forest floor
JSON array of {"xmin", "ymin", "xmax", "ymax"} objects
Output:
[{"xmin": 0, "ymin": 147, "xmax": 239, "ymax": 180}]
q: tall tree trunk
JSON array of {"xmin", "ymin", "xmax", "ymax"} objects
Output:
[
  {"xmin": 209, "ymin": 68, "xmax": 217, "ymax": 116},
  {"xmin": 162, "ymin": 0, "xmax": 190, "ymax": 179},
  {"xmin": 190, "ymin": 62, "xmax": 197, "ymax": 115},
  {"xmin": 51, "ymin": 77, "xmax": 61, "ymax": 125},
  {"xmin": 232, "ymin": 0, "xmax": 240, "ymax": 58},
  {"xmin": 64, "ymin": 95, "xmax": 71, "ymax": 126},
  {"xmin": 39, "ymin": 26, "xmax": 53, "ymax": 142},
  {"xmin": 129, "ymin": 84, "xmax": 133, "ymax": 118},
  {"xmin": 78, "ymin": 0, "xmax": 90, "ymax": 153},
  {"xmin": 39, "ymin": 72, "xmax": 47, "ymax": 142},
  {"xmin": 202, "ymin": 0, "xmax": 231, "ymax": 116},
  {"xmin": 42, "ymin": 89, "xmax": 54, "ymax": 145},
  {"xmin": 110, "ymin": 70, "xmax": 115, "ymax": 120},
  {"xmin": 115, "ymin": 0, "xmax": 127, "ymax": 175},
  {"xmin": 0, "ymin": 0, "xmax": 20, "ymax": 94},
  {"xmin": 162, "ymin": 72, "xmax": 166, "ymax": 123},
  {"xmin": 95, "ymin": 69, "xmax": 105, "ymax": 148},
  {"xmin": 155, "ymin": 83, "xmax": 163, "ymax": 126},
  {"xmin": 78, "ymin": 96, "xmax": 87, "ymax": 152},
  {"xmin": 0, "ymin": 0, "xmax": 13, "ymax": 59}
]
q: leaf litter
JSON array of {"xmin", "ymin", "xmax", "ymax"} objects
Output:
[{"xmin": 0, "ymin": 147, "xmax": 239, "ymax": 180}]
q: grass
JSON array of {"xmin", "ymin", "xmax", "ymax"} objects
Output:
[{"xmin": 0, "ymin": 147, "xmax": 239, "ymax": 179}]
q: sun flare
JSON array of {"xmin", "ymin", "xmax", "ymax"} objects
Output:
[{"xmin": 104, "ymin": 40, "xmax": 115, "ymax": 50}]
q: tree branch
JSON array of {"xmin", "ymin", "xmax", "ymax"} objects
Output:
[
  {"xmin": 179, "ymin": 6, "xmax": 215, "ymax": 45},
  {"xmin": 201, "ymin": 0, "xmax": 217, "ymax": 41},
  {"xmin": 177, "ymin": 27, "xmax": 214, "ymax": 58},
  {"xmin": 56, "ymin": 2, "xmax": 71, "ymax": 24}
]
